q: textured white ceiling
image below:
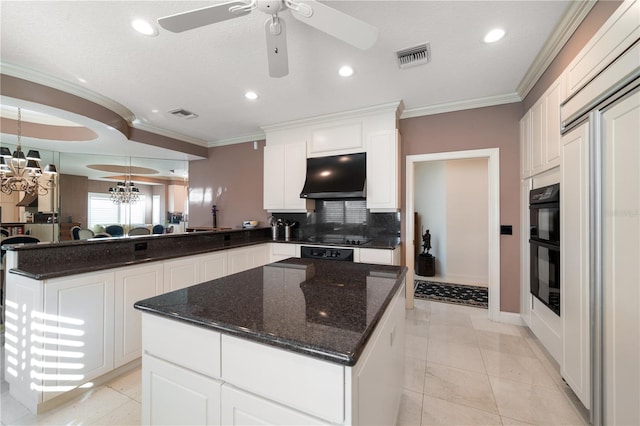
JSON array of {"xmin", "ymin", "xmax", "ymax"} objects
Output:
[{"xmin": 1, "ymin": 0, "xmax": 573, "ymax": 153}]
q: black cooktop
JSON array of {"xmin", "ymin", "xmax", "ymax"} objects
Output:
[{"xmin": 304, "ymin": 235, "xmax": 370, "ymax": 246}]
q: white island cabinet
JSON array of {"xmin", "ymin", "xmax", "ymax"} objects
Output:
[{"xmin": 138, "ymin": 260, "xmax": 406, "ymax": 425}]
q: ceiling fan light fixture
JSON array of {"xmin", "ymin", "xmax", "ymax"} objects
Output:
[
  {"xmin": 338, "ymin": 65, "xmax": 354, "ymax": 77},
  {"xmin": 245, "ymin": 91, "xmax": 258, "ymax": 100},
  {"xmin": 131, "ymin": 19, "xmax": 158, "ymax": 36},
  {"xmin": 484, "ymin": 28, "xmax": 505, "ymax": 43}
]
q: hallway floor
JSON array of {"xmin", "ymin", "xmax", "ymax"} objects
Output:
[{"xmin": 1, "ymin": 300, "xmax": 589, "ymax": 425}]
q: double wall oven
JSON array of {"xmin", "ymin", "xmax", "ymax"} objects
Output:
[{"xmin": 529, "ymin": 183, "xmax": 560, "ymax": 316}]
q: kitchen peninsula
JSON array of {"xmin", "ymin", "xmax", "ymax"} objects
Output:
[{"xmin": 135, "ymin": 258, "xmax": 406, "ymax": 425}]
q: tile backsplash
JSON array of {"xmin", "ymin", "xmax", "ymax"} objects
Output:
[{"xmin": 271, "ymin": 200, "xmax": 400, "ymax": 242}]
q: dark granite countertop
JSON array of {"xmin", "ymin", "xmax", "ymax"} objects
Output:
[
  {"xmin": 4, "ymin": 227, "xmax": 400, "ymax": 280},
  {"xmin": 4, "ymin": 228, "xmax": 272, "ymax": 280},
  {"xmin": 135, "ymin": 258, "xmax": 407, "ymax": 366}
]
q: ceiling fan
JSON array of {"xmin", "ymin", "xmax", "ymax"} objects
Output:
[{"xmin": 157, "ymin": 0, "xmax": 379, "ymax": 78}]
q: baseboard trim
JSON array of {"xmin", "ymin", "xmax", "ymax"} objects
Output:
[{"xmin": 496, "ymin": 311, "xmax": 525, "ymax": 326}]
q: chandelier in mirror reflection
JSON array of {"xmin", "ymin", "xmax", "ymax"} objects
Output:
[
  {"xmin": 0, "ymin": 107, "xmax": 57, "ymax": 196},
  {"xmin": 108, "ymin": 178, "xmax": 140, "ymax": 204}
]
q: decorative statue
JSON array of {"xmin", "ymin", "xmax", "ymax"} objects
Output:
[{"xmin": 421, "ymin": 229, "xmax": 432, "ymax": 255}]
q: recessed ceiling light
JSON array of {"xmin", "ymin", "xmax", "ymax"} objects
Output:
[
  {"xmin": 338, "ymin": 65, "xmax": 354, "ymax": 77},
  {"xmin": 484, "ymin": 28, "xmax": 505, "ymax": 43},
  {"xmin": 245, "ymin": 91, "xmax": 258, "ymax": 100},
  {"xmin": 77, "ymin": 77, "xmax": 87, "ymax": 83},
  {"xmin": 131, "ymin": 19, "xmax": 158, "ymax": 36},
  {"xmin": 151, "ymin": 109, "xmax": 159, "ymax": 113}
]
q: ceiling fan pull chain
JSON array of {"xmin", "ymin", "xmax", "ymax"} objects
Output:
[
  {"xmin": 285, "ymin": 0, "xmax": 312, "ymax": 18},
  {"xmin": 269, "ymin": 15, "xmax": 282, "ymax": 36}
]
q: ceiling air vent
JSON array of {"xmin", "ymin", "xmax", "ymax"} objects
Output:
[
  {"xmin": 169, "ymin": 108, "xmax": 198, "ymax": 119},
  {"xmin": 396, "ymin": 42, "xmax": 431, "ymax": 69}
]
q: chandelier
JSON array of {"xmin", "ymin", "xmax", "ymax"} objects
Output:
[
  {"xmin": 0, "ymin": 107, "xmax": 57, "ymax": 196},
  {"xmin": 108, "ymin": 178, "xmax": 140, "ymax": 204}
]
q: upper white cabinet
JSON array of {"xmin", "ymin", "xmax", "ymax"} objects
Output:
[
  {"xmin": 522, "ymin": 73, "xmax": 566, "ymax": 178},
  {"xmin": 565, "ymin": 0, "xmax": 640, "ymax": 97},
  {"xmin": 263, "ymin": 102, "xmax": 401, "ymax": 212},
  {"xmin": 263, "ymin": 142, "xmax": 314, "ymax": 212},
  {"xmin": 308, "ymin": 120, "xmax": 364, "ymax": 157},
  {"xmin": 519, "ymin": 110, "xmax": 532, "ymax": 179},
  {"xmin": 366, "ymin": 130, "xmax": 400, "ymax": 211}
]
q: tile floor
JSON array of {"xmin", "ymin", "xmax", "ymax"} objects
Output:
[{"xmin": 1, "ymin": 299, "xmax": 590, "ymax": 425}]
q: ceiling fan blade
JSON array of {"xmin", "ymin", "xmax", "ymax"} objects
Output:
[
  {"xmin": 265, "ymin": 17, "xmax": 289, "ymax": 78},
  {"xmin": 158, "ymin": 1, "xmax": 251, "ymax": 33},
  {"xmin": 289, "ymin": 0, "xmax": 378, "ymax": 50}
]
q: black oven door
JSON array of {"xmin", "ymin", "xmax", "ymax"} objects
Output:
[
  {"xmin": 530, "ymin": 240, "xmax": 560, "ymax": 316},
  {"xmin": 530, "ymin": 202, "xmax": 560, "ymax": 244}
]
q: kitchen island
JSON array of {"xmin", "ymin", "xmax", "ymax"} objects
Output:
[{"xmin": 134, "ymin": 258, "xmax": 407, "ymax": 425}]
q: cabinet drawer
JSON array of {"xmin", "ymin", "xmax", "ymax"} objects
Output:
[
  {"xmin": 221, "ymin": 335, "xmax": 344, "ymax": 423},
  {"xmin": 221, "ymin": 384, "xmax": 326, "ymax": 425},
  {"xmin": 142, "ymin": 314, "xmax": 221, "ymax": 379},
  {"xmin": 359, "ymin": 248, "xmax": 394, "ymax": 265}
]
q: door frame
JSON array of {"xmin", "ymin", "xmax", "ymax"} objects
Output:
[{"xmin": 405, "ymin": 148, "xmax": 501, "ymax": 320}]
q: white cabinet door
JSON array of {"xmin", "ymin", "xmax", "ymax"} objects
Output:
[
  {"xmin": 227, "ymin": 247, "xmax": 251, "ymax": 275},
  {"xmin": 352, "ymin": 282, "xmax": 405, "ymax": 426},
  {"xmin": 199, "ymin": 251, "xmax": 228, "ymax": 282},
  {"xmin": 228, "ymin": 245, "xmax": 269, "ymax": 275},
  {"xmin": 520, "ymin": 179, "xmax": 532, "ymax": 327},
  {"xmin": 163, "ymin": 256, "xmax": 199, "ymax": 292},
  {"xmin": 43, "ymin": 272, "xmax": 115, "ymax": 401},
  {"xmin": 520, "ymin": 110, "xmax": 532, "ymax": 179},
  {"xmin": 602, "ymin": 90, "xmax": 640, "ymax": 425},
  {"xmin": 264, "ymin": 142, "xmax": 313, "ymax": 212},
  {"xmin": 530, "ymin": 99, "xmax": 546, "ymax": 175},
  {"xmin": 366, "ymin": 130, "xmax": 399, "ymax": 211},
  {"xmin": 544, "ymin": 74, "xmax": 564, "ymax": 168},
  {"xmin": 283, "ymin": 142, "xmax": 309, "ymax": 210},
  {"xmin": 114, "ymin": 263, "xmax": 163, "ymax": 367},
  {"xmin": 221, "ymin": 384, "xmax": 326, "ymax": 426},
  {"xmin": 143, "ymin": 354, "xmax": 222, "ymax": 426},
  {"xmin": 263, "ymin": 144, "xmax": 285, "ymax": 211},
  {"xmin": 560, "ymin": 121, "xmax": 590, "ymax": 409},
  {"xmin": 526, "ymin": 73, "xmax": 565, "ymax": 178}
]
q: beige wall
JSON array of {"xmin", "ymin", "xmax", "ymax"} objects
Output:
[
  {"xmin": 400, "ymin": 103, "xmax": 523, "ymax": 312},
  {"xmin": 445, "ymin": 158, "xmax": 489, "ymax": 286},
  {"xmin": 188, "ymin": 141, "xmax": 270, "ymax": 229}
]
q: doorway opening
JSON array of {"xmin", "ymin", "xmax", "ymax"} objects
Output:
[{"xmin": 405, "ymin": 148, "xmax": 501, "ymax": 320}]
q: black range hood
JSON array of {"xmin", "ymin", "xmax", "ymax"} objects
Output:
[{"xmin": 300, "ymin": 152, "xmax": 366, "ymax": 199}]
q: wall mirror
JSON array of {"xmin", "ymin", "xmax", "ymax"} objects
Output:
[{"xmin": 1, "ymin": 143, "xmax": 189, "ymax": 242}]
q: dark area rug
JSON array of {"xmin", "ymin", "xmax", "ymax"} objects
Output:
[{"xmin": 414, "ymin": 280, "xmax": 488, "ymax": 308}]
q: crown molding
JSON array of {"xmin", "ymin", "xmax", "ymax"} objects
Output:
[
  {"xmin": 0, "ymin": 62, "xmax": 136, "ymax": 123},
  {"xmin": 400, "ymin": 93, "xmax": 521, "ymax": 119},
  {"xmin": 131, "ymin": 120, "xmax": 209, "ymax": 147},
  {"xmin": 517, "ymin": 0, "xmax": 597, "ymax": 99},
  {"xmin": 208, "ymin": 133, "xmax": 266, "ymax": 148},
  {"xmin": 261, "ymin": 100, "xmax": 402, "ymax": 133}
]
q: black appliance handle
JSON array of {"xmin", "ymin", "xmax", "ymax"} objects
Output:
[{"xmin": 529, "ymin": 239, "xmax": 560, "ymax": 251}]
